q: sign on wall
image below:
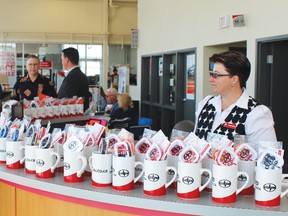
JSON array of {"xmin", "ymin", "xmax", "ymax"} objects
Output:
[
  {"xmin": 118, "ymin": 65, "xmax": 130, "ymax": 94},
  {"xmin": 0, "ymin": 47, "xmax": 16, "ymax": 76},
  {"xmin": 186, "ymin": 54, "xmax": 195, "ymax": 100}
]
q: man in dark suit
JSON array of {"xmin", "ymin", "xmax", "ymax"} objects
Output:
[{"xmin": 58, "ymin": 47, "xmax": 90, "ymax": 111}]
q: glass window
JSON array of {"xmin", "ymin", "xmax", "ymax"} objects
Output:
[
  {"xmin": 62, "ymin": 44, "xmax": 102, "ymax": 78},
  {"xmin": 87, "ymin": 45, "xmax": 102, "ymax": 59},
  {"xmin": 78, "ymin": 45, "xmax": 86, "ymax": 59},
  {"xmin": 86, "ymin": 61, "xmax": 100, "ymax": 76}
]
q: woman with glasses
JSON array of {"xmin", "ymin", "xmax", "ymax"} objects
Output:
[
  {"xmin": 11, "ymin": 54, "xmax": 57, "ymax": 101},
  {"xmin": 194, "ymin": 51, "xmax": 276, "ymax": 150}
]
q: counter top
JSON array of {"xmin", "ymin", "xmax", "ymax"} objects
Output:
[{"xmin": 0, "ymin": 166, "xmax": 287, "ymax": 216}]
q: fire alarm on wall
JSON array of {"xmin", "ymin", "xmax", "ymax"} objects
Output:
[{"xmin": 232, "ymin": 14, "xmax": 245, "ymax": 27}]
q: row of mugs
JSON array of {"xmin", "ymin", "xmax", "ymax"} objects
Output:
[
  {"xmin": 1, "ymin": 138, "xmax": 287, "ymax": 207},
  {"xmin": 80, "ymin": 151, "xmax": 288, "ymax": 207},
  {"xmin": 1, "ymin": 139, "xmax": 88, "ymax": 182}
]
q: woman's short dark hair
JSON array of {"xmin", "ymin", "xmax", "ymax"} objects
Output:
[
  {"xmin": 62, "ymin": 47, "xmax": 79, "ymax": 65},
  {"xmin": 210, "ymin": 51, "xmax": 250, "ymax": 88}
]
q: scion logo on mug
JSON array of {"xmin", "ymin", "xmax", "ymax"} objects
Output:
[
  {"xmin": 36, "ymin": 159, "xmax": 45, "ymax": 167},
  {"xmin": 218, "ymin": 179, "xmax": 231, "ymax": 188},
  {"xmin": 263, "ymin": 183, "xmax": 277, "ymax": 192},
  {"xmin": 148, "ymin": 173, "xmax": 160, "ymax": 182},
  {"xmin": 118, "ymin": 169, "xmax": 129, "ymax": 177},
  {"xmin": 182, "ymin": 176, "xmax": 194, "ymax": 185},
  {"xmin": 6, "ymin": 151, "xmax": 14, "ymax": 158}
]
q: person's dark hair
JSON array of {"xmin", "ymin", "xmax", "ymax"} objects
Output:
[
  {"xmin": 210, "ymin": 51, "xmax": 250, "ymax": 88},
  {"xmin": 62, "ymin": 47, "xmax": 79, "ymax": 65}
]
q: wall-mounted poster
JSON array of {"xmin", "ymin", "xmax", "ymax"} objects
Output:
[
  {"xmin": 0, "ymin": 46, "xmax": 16, "ymax": 76},
  {"xmin": 118, "ymin": 65, "xmax": 130, "ymax": 94},
  {"xmin": 186, "ymin": 54, "xmax": 195, "ymax": 100}
]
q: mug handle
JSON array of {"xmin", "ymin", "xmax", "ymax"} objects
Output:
[
  {"xmin": 88, "ymin": 156, "xmax": 93, "ymax": 171},
  {"xmin": 281, "ymin": 174, "xmax": 288, "ymax": 198},
  {"xmin": 19, "ymin": 145, "xmax": 25, "ymax": 164},
  {"xmin": 165, "ymin": 166, "xmax": 177, "ymax": 188},
  {"xmin": 199, "ymin": 168, "xmax": 212, "ymax": 192},
  {"xmin": 50, "ymin": 152, "xmax": 61, "ymax": 173},
  {"xmin": 134, "ymin": 161, "xmax": 144, "ymax": 183},
  {"xmin": 236, "ymin": 171, "xmax": 249, "ymax": 195},
  {"xmin": 76, "ymin": 156, "xmax": 88, "ymax": 177}
]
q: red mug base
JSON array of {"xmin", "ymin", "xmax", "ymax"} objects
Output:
[
  {"xmin": 255, "ymin": 196, "xmax": 280, "ymax": 207},
  {"xmin": 6, "ymin": 161, "xmax": 24, "ymax": 169},
  {"xmin": 144, "ymin": 185, "xmax": 166, "ymax": 196},
  {"xmin": 112, "ymin": 180, "xmax": 134, "ymax": 191},
  {"xmin": 64, "ymin": 173, "xmax": 84, "ymax": 182},
  {"xmin": 212, "ymin": 192, "xmax": 236, "ymax": 203},
  {"xmin": 92, "ymin": 180, "xmax": 112, "ymax": 187},
  {"xmin": 36, "ymin": 169, "xmax": 55, "ymax": 178},
  {"xmin": 177, "ymin": 188, "xmax": 200, "ymax": 199},
  {"xmin": 0, "ymin": 160, "xmax": 6, "ymax": 164}
]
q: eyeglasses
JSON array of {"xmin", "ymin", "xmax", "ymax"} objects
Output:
[
  {"xmin": 209, "ymin": 72, "xmax": 233, "ymax": 79},
  {"xmin": 27, "ymin": 63, "xmax": 39, "ymax": 67}
]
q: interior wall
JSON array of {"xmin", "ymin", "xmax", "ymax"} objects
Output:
[
  {"xmin": 0, "ymin": 0, "xmax": 104, "ymax": 37},
  {"xmin": 138, "ymin": 0, "xmax": 288, "ymax": 105},
  {"xmin": 0, "ymin": 0, "xmax": 137, "ymax": 44}
]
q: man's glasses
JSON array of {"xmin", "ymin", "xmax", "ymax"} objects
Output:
[
  {"xmin": 27, "ymin": 63, "xmax": 39, "ymax": 67},
  {"xmin": 209, "ymin": 72, "xmax": 233, "ymax": 79}
]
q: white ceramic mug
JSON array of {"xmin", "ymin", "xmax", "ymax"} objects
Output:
[
  {"xmin": 64, "ymin": 150, "xmax": 87, "ymax": 182},
  {"xmin": 143, "ymin": 159, "xmax": 177, "ymax": 196},
  {"xmin": 212, "ymin": 164, "xmax": 249, "ymax": 203},
  {"xmin": 6, "ymin": 140, "xmax": 25, "ymax": 169},
  {"xmin": 35, "ymin": 147, "xmax": 60, "ymax": 178},
  {"xmin": 255, "ymin": 167, "xmax": 288, "ymax": 206},
  {"xmin": 89, "ymin": 153, "xmax": 112, "ymax": 187},
  {"xmin": 177, "ymin": 162, "xmax": 212, "ymax": 199},
  {"xmin": 112, "ymin": 155, "xmax": 143, "ymax": 191}
]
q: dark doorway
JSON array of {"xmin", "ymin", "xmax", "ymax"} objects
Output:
[{"xmin": 257, "ymin": 37, "xmax": 288, "ymax": 172}]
